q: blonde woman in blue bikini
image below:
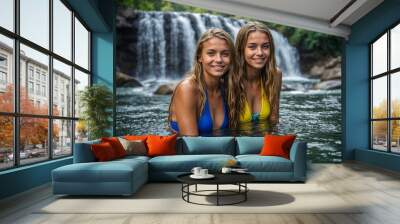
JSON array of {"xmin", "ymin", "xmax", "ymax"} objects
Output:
[
  {"xmin": 168, "ymin": 28, "xmax": 235, "ymax": 136},
  {"xmin": 227, "ymin": 22, "xmax": 282, "ymax": 130}
]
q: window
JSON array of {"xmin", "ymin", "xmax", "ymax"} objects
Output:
[
  {"xmin": 42, "ymin": 85, "xmax": 46, "ymax": 97},
  {"xmin": 0, "ymin": 71, "xmax": 6, "ymax": 85},
  {"xmin": 370, "ymin": 23, "xmax": 400, "ymax": 154},
  {"xmin": 0, "ymin": 54, "xmax": 7, "ymax": 86},
  {"xmin": 29, "ymin": 67, "xmax": 34, "ymax": 80},
  {"xmin": 28, "ymin": 81, "xmax": 34, "ymax": 94},
  {"xmin": 36, "ymin": 83, "xmax": 40, "ymax": 95},
  {"xmin": 0, "ymin": 0, "xmax": 91, "ymax": 170}
]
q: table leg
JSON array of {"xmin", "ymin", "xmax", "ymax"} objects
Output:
[
  {"xmin": 195, "ymin": 184, "xmax": 197, "ymax": 192},
  {"xmin": 217, "ymin": 184, "xmax": 219, "ymax": 206}
]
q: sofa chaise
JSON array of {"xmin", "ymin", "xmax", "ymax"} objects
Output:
[{"xmin": 52, "ymin": 136, "xmax": 307, "ymax": 196}]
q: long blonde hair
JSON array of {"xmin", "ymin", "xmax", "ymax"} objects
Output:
[
  {"xmin": 228, "ymin": 22, "xmax": 279, "ymax": 128},
  {"xmin": 168, "ymin": 28, "xmax": 236, "ymax": 122}
]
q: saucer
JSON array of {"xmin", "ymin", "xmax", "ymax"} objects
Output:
[{"xmin": 190, "ymin": 174, "xmax": 215, "ymax": 179}]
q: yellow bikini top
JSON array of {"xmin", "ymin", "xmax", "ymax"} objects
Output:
[{"xmin": 240, "ymin": 84, "xmax": 270, "ymax": 123}]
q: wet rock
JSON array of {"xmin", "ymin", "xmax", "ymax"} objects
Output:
[
  {"xmin": 314, "ymin": 80, "xmax": 341, "ymax": 90},
  {"xmin": 154, "ymin": 84, "xmax": 176, "ymax": 95},
  {"xmin": 281, "ymin": 83, "xmax": 295, "ymax": 91},
  {"xmin": 116, "ymin": 72, "xmax": 143, "ymax": 88},
  {"xmin": 321, "ymin": 67, "xmax": 341, "ymax": 81},
  {"xmin": 325, "ymin": 57, "xmax": 341, "ymax": 69},
  {"xmin": 309, "ymin": 64, "xmax": 325, "ymax": 78}
]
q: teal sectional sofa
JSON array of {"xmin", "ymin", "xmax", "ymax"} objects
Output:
[{"xmin": 52, "ymin": 137, "xmax": 307, "ymax": 196}]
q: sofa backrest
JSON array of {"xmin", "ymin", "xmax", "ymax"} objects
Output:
[
  {"xmin": 179, "ymin": 136, "xmax": 235, "ymax": 155},
  {"xmin": 235, "ymin": 136, "xmax": 264, "ymax": 155},
  {"xmin": 73, "ymin": 139, "xmax": 100, "ymax": 163}
]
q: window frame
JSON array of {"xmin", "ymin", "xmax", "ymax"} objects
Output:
[
  {"xmin": 0, "ymin": 0, "xmax": 92, "ymax": 171},
  {"xmin": 370, "ymin": 20, "xmax": 400, "ymax": 154}
]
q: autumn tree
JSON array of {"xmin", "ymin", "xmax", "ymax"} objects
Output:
[{"xmin": 0, "ymin": 84, "xmax": 59, "ymax": 151}]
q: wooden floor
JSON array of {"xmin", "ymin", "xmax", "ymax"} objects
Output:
[{"xmin": 1, "ymin": 162, "xmax": 400, "ymax": 224}]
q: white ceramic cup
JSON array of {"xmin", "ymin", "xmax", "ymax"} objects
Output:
[
  {"xmin": 191, "ymin": 167, "xmax": 202, "ymax": 176},
  {"xmin": 221, "ymin": 167, "xmax": 232, "ymax": 174},
  {"xmin": 200, "ymin": 169, "xmax": 208, "ymax": 176}
]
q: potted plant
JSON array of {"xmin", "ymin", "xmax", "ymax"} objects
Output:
[{"xmin": 79, "ymin": 84, "xmax": 113, "ymax": 140}]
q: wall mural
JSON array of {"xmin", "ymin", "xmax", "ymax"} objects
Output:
[{"xmin": 115, "ymin": 1, "xmax": 343, "ymax": 163}]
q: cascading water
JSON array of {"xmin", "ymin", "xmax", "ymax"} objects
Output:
[{"xmin": 132, "ymin": 11, "xmax": 303, "ymax": 81}]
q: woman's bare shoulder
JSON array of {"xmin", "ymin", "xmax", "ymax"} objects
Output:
[{"xmin": 175, "ymin": 77, "xmax": 199, "ymax": 95}]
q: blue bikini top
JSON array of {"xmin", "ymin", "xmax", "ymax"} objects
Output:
[{"xmin": 170, "ymin": 90, "xmax": 229, "ymax": 135}]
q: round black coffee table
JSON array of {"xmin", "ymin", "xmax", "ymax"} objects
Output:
[{"xmin": 177, "ymin": 173, "xmax": 255, "ymax": 206}]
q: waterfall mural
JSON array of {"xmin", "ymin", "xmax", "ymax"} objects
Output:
[
  {"xmin": 116, "ymin": 9, "xmax": 342, "ymax": 163},
  {"xmin": 122, "ymin": 12, "xmax": 302, "ymax": 80}
]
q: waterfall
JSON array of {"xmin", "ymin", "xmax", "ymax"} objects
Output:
[{"xmin": 132, "ymin": 11, "xmax": 302, "ymax": 80}]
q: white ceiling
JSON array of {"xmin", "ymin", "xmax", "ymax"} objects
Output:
[{"xmin": 168, "ymin": 0, "xmax": 384, "ymax": 38}]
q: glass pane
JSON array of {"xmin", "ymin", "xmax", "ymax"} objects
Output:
[
  {"xmin": 0, "ymin": 0, "xmax": 14, "ymax": 31},
  {"xmin": 75, "ymin": 120, "xmax": 88, "ymax": 143},
  {"xmin": 74, "ymin": 17, "xmax": 89, "ymax": 70},
  {"xmin": 372, "ymin": 77, "xmax": 387, "ymax": 119},
  {"xmin": 391, "ymin": 72, "xmax": 400, "ymax": 118},
  {"xmin": 372, "ymin": 33, "xmax": 387, "ymax": 76},
  {"xmin": 74, "ymin": 69, "xmax": 89, "ymax": 118},
  {"xmin": 20, "ymin": 117, "xmax": 49, "ymax": 165},
  {"xmin": 372, "ymin": 121, "xmax": 388, "ymax": 151},
  {"xmin": 0, "ymin": 116, "xmax": 13, "ymax": 170},
  {"xmin": 53, "ymin": 0, "xmax": 72, "ymax": 60},
  {"xmin": 20, "ymin": 44, "xmax": 49, "ymax": 115},
  {"xmin": 53, "ymin": 59, "xmax": 72, "ymax": 117},
  {"xmin": 391, "ymin": 120, "xmax": 400, "ymax": 153},
  {"xmin": 20, "ymin": 0, "xmax": 49, "ymax": 49},
  {"xmin": 391, "ymin": 24, "xmax": 400, "ymax": 70},
  {"xmin": 53, "ymin": 119, "xmax": 72, "ymax": 158},
  {"xmin": 0, "ymin": 34, "xmax": 14, "ymax": 112}
]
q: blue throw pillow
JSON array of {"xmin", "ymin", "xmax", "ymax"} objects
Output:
[{"xmin": 182, "ymin": 137, "xmax": 235, "ymax": 155}]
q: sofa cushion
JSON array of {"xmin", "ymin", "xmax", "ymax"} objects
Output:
[
  {"xmin": 73, "ymin": 140, "xmax": 100, "ymax": 163},
  {"xmin": 236, "ymin": 155, "xmax": 293, "ymax": 172},
  {"xmin": 148, "ymin": 154, "xmax": 235, "ymax": 172},
  {"xmin": 181, "ymin": 137, "xmax": 235, "ymax": 155},
  {"xmin": 52, "ymin": 159, "xmax": 147, "ymax": 183},
  {"xmin": 235, "ymin": 137, "xmax": 263, "ymax": 155}
]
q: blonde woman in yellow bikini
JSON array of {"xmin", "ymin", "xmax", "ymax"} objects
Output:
[{"xmin": 227, "ymin": 22, "xmax": 282, "ymax": 129}]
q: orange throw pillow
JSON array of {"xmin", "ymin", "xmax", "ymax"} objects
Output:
[
  {"xmin": 91, "ymin": 142, "xmax": 117, "ymax": 161},
  {"xmin": 260, "ymin": 134, "xmax": 296, "ymax": 159},
  {"xmin": 146, "ymin": 134, "xmax": 177, "ymax": 157},
  {"xmin": 101, "ymin": 137, "xmax": 127, "ymax": 158}
]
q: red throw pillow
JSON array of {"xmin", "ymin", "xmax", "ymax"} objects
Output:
[
  {"xmin": 91, "ymin": 142, "xmax": 117, "ymax": 161},
  {"xmin": 260, "ymin": 134, "xmax": 296, "ymax": 159},
  {"xmin": 146, "ymin": 134, "xmax": 177, "ymax": 157},
  {"xmin": 101, "ymin": 137, "xmax": 127, "ymax": 158}
]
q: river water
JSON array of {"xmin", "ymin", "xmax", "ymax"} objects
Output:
[{"xmin": 116, "ymin": 81, "xmax": 342, "ymax": 163}]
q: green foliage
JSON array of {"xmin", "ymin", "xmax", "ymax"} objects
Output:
[
  {"xmin": 266, "ymin": 22, "xmax": 343, "ymax": 57},
  {"xmin": 79, "ymin": 84, "xmax": 113, "ymax": 140}
]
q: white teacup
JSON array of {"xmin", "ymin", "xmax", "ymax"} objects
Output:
[
  {"xmin": 191, "ymin": 167, "xmax": 202, "ymax": 176},
  {"xmin": 221, "ymin": 167, "xmax": 232, "ymax": 174},
  {"xmin": 199, "ymin": 169, "xmax": 208, "ymax": 176}
]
